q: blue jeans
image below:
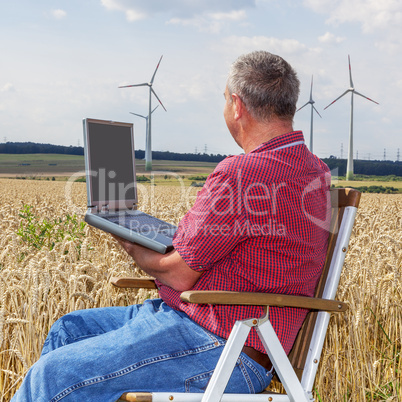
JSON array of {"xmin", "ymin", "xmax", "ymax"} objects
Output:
[{"xmin": 12, "ymin": 299, "xmax": 272, "ymax": 401}]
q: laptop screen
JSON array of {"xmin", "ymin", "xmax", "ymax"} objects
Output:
[{"xmin": 84, "ymin": 119, "xmax": 137, "ymax": 207}]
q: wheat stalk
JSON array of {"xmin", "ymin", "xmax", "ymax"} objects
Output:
[{"xmin": 0, "ymin": 180, "xmax": 401, "ymax": 400}]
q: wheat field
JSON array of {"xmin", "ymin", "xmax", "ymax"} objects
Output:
[{"xmin": 0, "ymin": 178, "xmax": 401, "ymax": 401}]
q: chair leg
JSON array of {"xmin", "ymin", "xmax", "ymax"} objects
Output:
[
  {"xmin": 201, "ymin": 319, "xmax": 253, "ymax": 402},
  {"xmin": 256, "ymin": 319, "xmax": 313, "ymax": 402},
  {"xmin": 118, "ymin": 316, "xmax": 313, "ymax": 402}
]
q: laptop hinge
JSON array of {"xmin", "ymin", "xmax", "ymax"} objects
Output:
[
  {"xmin": 87, "ymin": 203, "xmax": 137, "ymax": 214},
  {"xmin": 88, "ymin": 205, "xmax": 98, "ymax": 214},
  {"xmin": 100, "ymin": 204, "xmax": 109, "ymax": 213},
  {"xmin": 87, "ymin": 204, "xmax": 109, "ymax": 214}
]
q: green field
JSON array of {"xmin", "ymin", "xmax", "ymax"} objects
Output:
[
  {"xmin": 136, "ymin": 159, "xmax": 218, "ymax": 175},
  {"xmin": 0, "ymin": 154, "xmax": 218, "ymax": 177},
  {"xmin": 0, "ymin": 154, "xmax": 401, "ymax": 191},
  {"xmin": 0, "ymin": 153, "xmax": 85, "ymax": 175},
  {"xmin": 334, "ymin": 174, "xmax": 402, "ymax": 192},
  {"xmin": 335, "ymin": 179, "xmax": 402, "ymax": 189}
]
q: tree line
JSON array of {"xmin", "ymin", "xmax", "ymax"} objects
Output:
[
  {"xmin": 0, "ymin": 142, "xmax": 84, "ymax": 155},
  {"xmin": 323, "ymin": 157, "xmax": 402, "ymax": 177},
  {"xmin": 0, "ymin": 142, "xmax": 401, "ymax": 176},
  {"xmin": 133, "ymin": 149, "xmax": 226, "ymax": 163},
  {"xmin": 0, "ymin": 142, "xmax": 226, "ymax": 163}
]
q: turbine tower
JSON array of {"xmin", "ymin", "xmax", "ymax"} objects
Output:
[
  {"xmin": 130, "ymin": 106, "xmax": 158, "ymax": 159},
  {"xmin": 324, "ymin": 55, "xmax": 379, "ymax": 180},
  {"xmin": 119, "ymin": 56, "xmax": 166, "ymax": 171},
  {"xmin": 296, "ymin": 75, "xmax": 321, "ymax": 153}
]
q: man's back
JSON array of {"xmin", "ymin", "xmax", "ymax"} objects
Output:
[
  {"xmin": 13, "ymin": 51, "xmax": 333, "ymax": 401},
  {"xmin": 159, "ymin": 131, "xmax": 331, "ymax": 354}
]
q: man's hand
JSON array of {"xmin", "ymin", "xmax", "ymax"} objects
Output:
[{"xmin": 112, "ymin": 235, "xmax": 202, "ymax": 292}]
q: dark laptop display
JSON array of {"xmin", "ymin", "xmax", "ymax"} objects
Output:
[{"xmin": 83, "ymin": 118, "xmax": 176, "ymax": 254}]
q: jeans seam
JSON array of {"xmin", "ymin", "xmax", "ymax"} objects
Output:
[
  {"xmin": 239, "ymin": 354, "xmax": 267, "ymax": 390},
  {"xmin": 188, "ymin": 320, "xmax": 226, "ymax": 345},
  {"xmin": 51, "ymin": 321, "xmax": 102, "ymax": 348},
  {"xmin": 238, "ymin": 358, "xmax": 254, "ymax": 393},
  {"xmin": 184, "ymin": 369, "xmax": 214, "ymax": 392},
  {"xmin": 50, "ymin": 342, "xmax": 222, "ymax": 401},
  {"xmin": 63, "ymin": 311, "xmax": 123, "ymax": 345},
  {"xmin": 64, "ymin": 333, "xmax": 106, "ymax": 345}
]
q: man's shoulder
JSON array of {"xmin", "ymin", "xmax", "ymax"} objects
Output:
[
  {"xmin": 310, "ymin": 153, "xmax": 331, "ymax": 174},
  {"xmin": 214, "ymin": 150, "xmax": 282, "ymax": 184},
  {"xmin": 214, "ymin": 154, "xmax": 243, "ymax": 174}
]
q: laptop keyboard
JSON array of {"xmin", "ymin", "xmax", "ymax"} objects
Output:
[{"xmin": 102, "ymin": 212, "xmax": 176, "ymax": 239}]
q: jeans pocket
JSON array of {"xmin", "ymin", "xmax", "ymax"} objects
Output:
[{"xmin": 185, "ymin": 370, "xmax": 214, "ymax": 392}]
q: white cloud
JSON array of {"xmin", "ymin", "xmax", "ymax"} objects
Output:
[
  {"xmin": 302, "ymin": 0, "xmax": 331, "ymax": 14},
  {"xmin": 101, "ymin": 0, "xmax": 147, "ymax": 20},
  {"xmin": 210, "ymin": 10, "xmax": 247, "ymax": 21},
  {"xmin": 220, "ymin": 36, "xmax": 309, "ymax": 56},
  {"xmin": 1, "ymin": 83, "xmax": 15, "ymax": 92},
  {"xmin": 125, "ymin": 9, "xmax": 147, "ymax": 21},
  {"xmin": 167, "ymin": 16, "xmax": 216, "ymax": 33},
  {"xmin": 374, "ymin": 39, "xmax": 401, "ymax": 54},
  {"xmin": 396, "ymin": 79, "xmax": 402, "ymax": 90},
  {"xmin": 167, "ymin": 10, "xmax": 247, "ymax": 33},
  {"xmin": 52, "ymin": 9, "xmax": 67, "ymax": 19},
  {"xmin": 100, "ymin": 0, "xmax": 255, "ymax": 22},
  {"xmin": 304, "ymin": 0, "xmax": 402, "ymax": 33},
  {"xmin": 327, "ymin": 0, "xmax": 402, "ymax": 33},
  {"xmin": 318, "ymin": 32, "xmax": 345, "ymax": 44}
]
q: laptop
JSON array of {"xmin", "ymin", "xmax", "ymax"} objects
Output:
[{"xmin": 83, "ymin": 118, "xmax": 177, "ymax": 254}]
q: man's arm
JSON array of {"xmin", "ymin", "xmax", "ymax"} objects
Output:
[{"xmin": 112, "ymin": 235, "xmax": 202, "ymax": 292}]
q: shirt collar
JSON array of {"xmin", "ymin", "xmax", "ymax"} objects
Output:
[{"xmin": 251, "ymin": 131, "xmax": 305, "ymax": 153}]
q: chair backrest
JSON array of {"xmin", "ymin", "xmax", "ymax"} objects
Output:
[{"xmin": 287, "ymin": 188, "xmax": 361, "ymax": 385}]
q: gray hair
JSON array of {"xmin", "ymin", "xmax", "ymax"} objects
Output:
[{"xmin": 227, "ymin": 51, "xmax": 300, "ymax": 122}]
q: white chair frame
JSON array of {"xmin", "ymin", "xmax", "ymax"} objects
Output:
[{"xmin": 114, "ymin": 188, "xmax": 360, "ymax": 402}]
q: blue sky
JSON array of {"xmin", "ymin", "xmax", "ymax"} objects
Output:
[{"xmin": 0, "ymin": 0, "xmax": 401, "ymax": 161}]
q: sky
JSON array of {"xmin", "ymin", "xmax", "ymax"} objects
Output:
[{"xmin": 0, "ymin": 0, "xmax": 401, "ymax": 161}]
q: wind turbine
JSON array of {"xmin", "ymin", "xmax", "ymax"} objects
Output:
[
  {"xmin": 297, "ymin": 75, "xmax": 321, "ymax": 153},
  {"xmin": 324, "ymin": 55, "xmax": 379, "ymax": 180},
  {"xmin": 130, "ymin": 106, "xmax": 159, "ymax": 160},
  {"xmin": 119, "ymin": 56, "xmax": 166, "ymax": 171}
]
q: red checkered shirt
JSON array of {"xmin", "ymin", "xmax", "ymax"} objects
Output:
[{"xmin": 157, "ymin": 131, "xmax": 331, "ymax": 355}]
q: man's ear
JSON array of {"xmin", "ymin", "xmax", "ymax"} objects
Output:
[{"xmin": 231, "ymin": 93, "xmax": 243, "ymax": 120}]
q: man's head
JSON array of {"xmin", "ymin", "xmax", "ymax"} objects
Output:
[{"xmin": 226, "ymin": 51, "xmax": 300, "ymax": 123}]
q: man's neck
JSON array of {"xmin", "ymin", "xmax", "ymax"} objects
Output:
[{"xmin": 241, "ymin": 118, "xmax": 294, "ymax": 154}]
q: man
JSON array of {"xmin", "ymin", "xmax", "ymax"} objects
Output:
[{"xmin": 12, "ymin": 51, "xmax": 330, "ymax": 401}]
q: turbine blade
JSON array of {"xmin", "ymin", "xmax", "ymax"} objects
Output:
[
  {"xmin": 348, "ymin": 55, "xmax": 354, "ymax": 88},
  {"xmin": 296, "ymin": 102, "xmax": 310, "ymax": 112},
  {"xmin": 310, "ymin": 75, "xmax": 313, "ymax": 101},
  {"xmin": 313, "ymin": 105, "xmax": 322, "ymax": 118},
  {"xmin": 119, "ymin": 83, "xmax": 149, "ymax": 88},
  {"xmin": 324, "ymin": 89, "xmax": 350, "ymax": 110},
  {"xmin": 130, "ymin": 112, "xmax": 147, "ymax": 119},
  {"xmin": 151, "ymin": 105, "xmax": 159, "ymax": 114},
  {"xmin": 150, "ymin": 55, "xmax": 163, "ymax": 84},
  {"xmin": 151, "ymin": 88, "xmax": 167, "ymax": 111},
  {"xmin": 354, "ymin": 90, "xmax": 379, "ymax": 105}
]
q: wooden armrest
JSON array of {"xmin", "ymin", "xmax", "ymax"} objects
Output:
[
  {"xmin": 110, "ymin": 277, "xmax": 157, "ymax": 289},
  {"xmin": 180, "ymin": 291, "xmax": 348, "ymax": 312},
  {"xmin": 119, "ymin": 392, "xmax": 152, "ymax": 402}
]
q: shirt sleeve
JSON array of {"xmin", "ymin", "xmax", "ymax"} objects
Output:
[{"xmin": 173, "ymin": 169, "xmax": 245, "ymax": 272}]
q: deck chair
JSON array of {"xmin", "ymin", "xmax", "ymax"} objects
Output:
[{"xmin": 111, "ymin": 188, "xmax": 361, "ymax": 402}]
